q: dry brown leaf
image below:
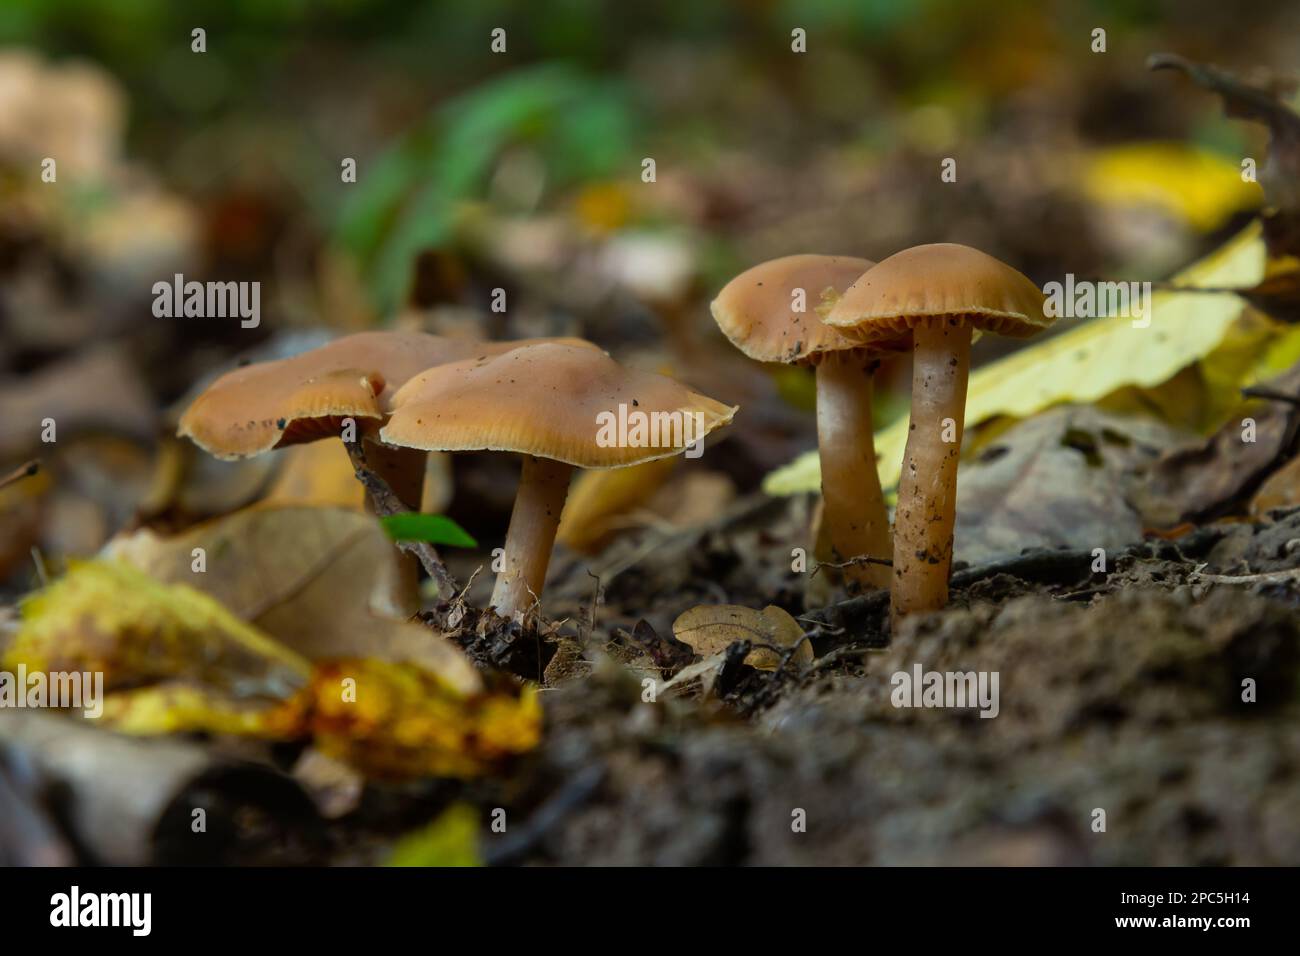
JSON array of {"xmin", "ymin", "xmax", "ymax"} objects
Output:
[
  {"xmin": 6, "ymin": 559, "xmax": 310, "ymax": 700},
  {"xmin": 103, "ymin": 504, "xmax": 479, "ymax": 692},
  {"xmin": 672, "ymin": 603, "xmax": 813, "ymax": 671},
  {"xmin": 1250, "ymin": 453, "xmax": 1300, "ymax": 514}
]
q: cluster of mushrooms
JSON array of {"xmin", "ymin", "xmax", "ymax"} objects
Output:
[
  {"xmin": 180, "ymin": 242, "xmax": 1049, "ymax": 631},
  {"xmin": 179, "ymin": 334, "xmax": 734, "ymax": 621},
  {"xmin": 712, "ymin": 243, "xmax": 1052, "ymax": 625}
]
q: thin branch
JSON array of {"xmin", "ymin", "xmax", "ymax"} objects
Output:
[
  {"xmin": 1241, "ymin": 385, "xmax": 1300, "ymax": 406},
  {"xmin": 810, "ymin": 554, "xmax": 892, "ymax": 578},
  {"xmin": 344, "ymin": 440, "xmax": 459, "ymax": 597},
  {"xmin": 0, "ymin": 460, "xmax": 39, "ymax": 491},
  {"xmin": 1191, "ymin": 563, "xmax": 1300, "ymax": 585}
]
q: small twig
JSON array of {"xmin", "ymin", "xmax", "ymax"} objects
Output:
[
  {"xmin": 810, "ymin": 554, "xmax": 893, "ymax": 578},
  {"xmin": 808, "ymin": 645, "xmax": 875, "ymax": 672},
  {"xmin": 1241, "ymin": 385, "xmax": 1300, "ymax": 406},
  {"xmin": 0, "ymin": 460, "xmax": 39, "ymax": 491},
  {"xmin": 1190, "ymin": 563, "xmax": 1300, "ymax": 586},
  {"xmin": 583, "ymin": 571, "xmax": 602, "ymax": 640},
  {"xmin": 344, "ymin": 440, "xmax": 459, "ymax": 597},
  {"xmin": 30, "ymin": 548, "xmax": 48, "ymax": 587}
]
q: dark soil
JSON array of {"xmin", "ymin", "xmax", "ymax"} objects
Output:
[{"xmin": 470, "ymin": 504, "xmax": 1300, "ymax": 865}]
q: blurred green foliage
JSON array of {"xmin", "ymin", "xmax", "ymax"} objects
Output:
[
  {"xmin": 2, "ymin": 0, "xmax": 1280, "ymax": 314},
  {"xmin": 338, "ymin": 63, "xmax": 636, "ymax": 311}
]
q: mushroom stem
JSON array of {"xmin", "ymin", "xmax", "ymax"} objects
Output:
[
  {"xmin": 892, "ymin": 317, "xmax": 972, "ymax": 625},
  {"xmin": 491, "ymin": 455, "xmax": 574, "ymax": 620},
  {"xmin": 815, "ymin": 354, "xmax": 891, "ymax": 589},
  {"xmin": 360, "ymin": 438, "xmax": 426, "ymax": 511}
]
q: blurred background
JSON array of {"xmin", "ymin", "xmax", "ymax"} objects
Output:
[{"xmin": 0, "ymin": 0, "xmax": 1294, "ymax": 595}]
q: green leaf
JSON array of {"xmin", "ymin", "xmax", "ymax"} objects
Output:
[
  {"xmin": 380, "ymin": 513, "xmax": 477, "ymax": 548},
  {"xmin": 386, "ymin": 804, "xmax": 481, "ymax": 867}
]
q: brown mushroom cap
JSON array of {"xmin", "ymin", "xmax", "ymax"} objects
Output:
[
  {"xmin": 381, "ymin": 342, "xmax": 737, "ymax": 468},
  {"xmin": 179, "ymin": 332, "xmax": 591, "ymax": 459},
  {"xmin": 711, "ymin": 254, "xmax": 904, "ymax": 364},
  {"xmin": 824, "ymin": 243, "xmax": 1051, "ymax": 344}
]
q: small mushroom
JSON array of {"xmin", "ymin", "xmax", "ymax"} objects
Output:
[
  {"xmin": 712, "ymin": 255, "xmax": 906, "ymax": 589},
  {"xmin": 179, "ymin": 331, "xmax": 583, "ymax": 509},
  {"xmin": 381, "ymin": 342, "xmax": 736, "ymax": 620},
  {"xmin": 825, "ymin": 243, "xmax": 1052, "ymax": 623}
]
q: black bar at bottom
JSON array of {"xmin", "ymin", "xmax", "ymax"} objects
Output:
[{"xmin": 0, "ymin": 866, "xmax": 1280, "ymax": 941}]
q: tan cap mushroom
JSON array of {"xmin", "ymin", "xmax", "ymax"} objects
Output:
[
  {"xmin": 178, "ymin": 331, "xmax": 586, "ymax": 508},
  {"xmin": 825, "ymin": 243, "xmax": 1052, "ymax": 624},
  {"xmin": 382, "ymin": 341, "xmax": 736, "ymax": 619},
  {"xmin": 712, "ymin": 254, "xmax": 904, "ymax": 590}
]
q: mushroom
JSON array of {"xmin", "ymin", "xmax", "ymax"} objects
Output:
[
  {"xmin": 711, "ymin": 255, "xmax": 905, "ymax": 589},
  {"xmin": 824, "ymin": 243, "xmax": 1052, "ymax": 623},
  {"xmin": 381, "ymin": 342, "xmax": 736, "ymax": 620},
  {"xmin": 179, "ymin": 331, "xmax": 583, "ymax": 509}
]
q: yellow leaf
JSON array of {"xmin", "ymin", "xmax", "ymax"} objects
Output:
[
  {"xmin": 103, "ymin": 504, "xmax": 479, "ymax": 691},
  {"xmin": 1082, "ymin": 142, "xmax": 1262, "ymax": 232},
  {"xmin": 387, "ymin": 804, "xmax": 481, "ymax": 867},
  {"xmin": 6, "ymin": 559, "xmax": 310, "ymax": 698},
  {"xmin": 304, "ymin": 659, "xmax": 542, "ymax": 781},
  {"xmin": 765, "ymin": 223, "xmax": 1271, "ymax": 496},
  {"xmin": 573, "ymin": 181, "xmax": 633, "ymax": 233},
  {"xmin": 672, "ymin": 604, "xmax": 813, "ymax": 670},
  {"xmin": 99, "ymin": 682, "xmax": 306, "ymax": 737}
]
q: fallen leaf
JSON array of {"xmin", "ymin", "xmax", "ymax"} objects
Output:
[
  {"xmin": 1082, "ymin": 142, "xmax": 1261, "ymax": 232},
  {"xmin": 672, "ymin": 603, "xmax": 813, "ymax": 671},
  {"xmin": 955, "ymin": 406, "xmax": 1189, "ymax": 565},
  {"xmin": 765, "ymin": 223, "xmax": 1275, "ymax": 497},
  {"xmin": 387, "ymin": 804, "xmax": 481, "ymax": 867},
  {"xmin": 1137, "ymin": 363, "xmax": 1300, "ymax": 525},
  {"xmin": 99, "ymin": 682, "xmax": 305, "ymax": 738},
  {"xmin": 1251, "ymin": 453, "xmax": 1300, "ymax": 514},
  {"xmin": 103, "ymin": 504, "xmax": 478, "ymax": 688},
  {"xmin": 6, "ymin": 560, "xmax": 309, "ymax": 699},
  {"xmin": 304, "ymin": 659, "xmax": 542, "ymax": 780}
]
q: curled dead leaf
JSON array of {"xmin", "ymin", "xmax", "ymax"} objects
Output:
[
  {"xmin": 103, "ymin": 504, "xmax": 479, "ymax": 689},
  {"xmin": 672, "ymin": 603, "xmax": 813, "ymax": 671}
]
